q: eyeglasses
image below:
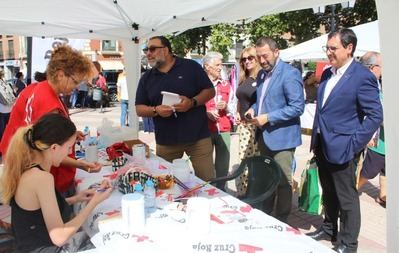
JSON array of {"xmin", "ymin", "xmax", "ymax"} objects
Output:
[
  {"xmin": 322, "ymin": 46, "xmax": 341, "ymax": 52},
  {"xmin": 68, "ymin": 75, "xmax": 82, "ymax": 85},
  {"xmin": 143, "ymin": 46, "xmax": 165, "ymax": 53},
  {"xmin": 241, "ymin": 55, "xmax": 256, "ymax": 62}
]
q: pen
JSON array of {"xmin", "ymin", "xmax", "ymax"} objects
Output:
[{"xmin": 172, "ymin": 107, "xmax": 178, "ymax": 118}]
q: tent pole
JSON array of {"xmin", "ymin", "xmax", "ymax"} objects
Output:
[
  {"xmin": 376, "ymin": 0, "xmax": 399, "ymax": 252},
  {"xmin": 122, "ymin": 39, "xmax": 140, "ymax": 139}
]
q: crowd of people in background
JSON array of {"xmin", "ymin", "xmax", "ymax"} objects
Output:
[{"xmin": 0, "ymin": 26, "xmax": 386, "ymax": 252}]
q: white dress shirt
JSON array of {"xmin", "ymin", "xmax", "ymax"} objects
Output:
[{"xmin": 322, "ymin": 58, "xmax": 353, "ymax": 107}]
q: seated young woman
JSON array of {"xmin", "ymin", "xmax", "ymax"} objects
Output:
[{"xmin": 1, "ymin": 113, "xmax": 113, "ymax": 253}]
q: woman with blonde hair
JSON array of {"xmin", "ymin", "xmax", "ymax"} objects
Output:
[
  {"xmin": 1, "ymin": 113, "xmax": 112, "ymax": 252},
  {"xmin": 235, "ymin": 47, "xmax": 261, "ymax": 196},
  {"xmin": 0, "ymin": 45, "xmax": 102, "ymax": 196}
]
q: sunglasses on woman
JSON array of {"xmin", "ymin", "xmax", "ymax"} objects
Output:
[{"xmin": 241, "ymin": 55, "xmax": 256, "ymax": 63}]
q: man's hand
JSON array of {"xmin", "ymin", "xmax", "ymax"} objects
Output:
[
  {"xmin": 244, "ymin": 108, "xmax": 255, "ymax": 121},
  {"xmin": 207, "ymin": 111, "xmax": 220, "ymax": 121},
  {"xmin": 367, "ymin": 139, "xmax": 377, "ymax": 148},
  {"xmin": 250, "ymin": 114, "xmax": 268, "ymax": 127},
  {"xmin": 156, "ymin": 105, "xmax": 174, "ymax": 117},
  {"xmin": 173, "ymin": 96, "xmax": 192, "ymax": 112}
]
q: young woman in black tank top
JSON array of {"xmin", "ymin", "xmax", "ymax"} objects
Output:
[{"xmin": 1, "ymin": 114, "xmax": 112, "ymax": 252}]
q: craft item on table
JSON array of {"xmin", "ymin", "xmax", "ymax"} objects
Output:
[
  {"xmin": 175, "ymin": 182, "xmax": 210, "ymax": 199},
  {"xmin": 132, "ymin": 143, "xmax": 146, "ymax": 166},
  {"xmin": 156, "ymin": 175, "xmax": 174, "ymax": 189},
  {"xmin": 106, "ymin": 142, "xmax": 131, "ymax": 160},
  {"xmin": 118, "ymin": 171, "xmax": 157, "ymax": 194},
  {"xmin": 173, "ymin": 176, "xmax": 190, "ymax": 190},
  {"xmin": 112, "ymin": 156, "xmax": 128, "ymax": 172},
  {"xmin": 172, "ymin": 158, "xmax": 193, "ymax": 183},
  {"xmin": 121, "ymin": 193, "xmax": 145, "ymax": 232},
  {"xmin": 185, "ymin": 197, "xmax": 210, "ymax": 234}
]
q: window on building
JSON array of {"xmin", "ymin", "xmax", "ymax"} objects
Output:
[
  {"xmin": 101, "ymin": 40, "xmax": 117, "ymax": 51},
  {"xmin": 0, "ymin": 41, "xmax": 3, "ymax": 59},
  {"xmin": 8, "ymin": 40, "xmax": 14, "ymax": 59}
]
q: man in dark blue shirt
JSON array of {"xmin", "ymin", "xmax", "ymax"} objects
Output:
[{"xmin": 135, "ymin": 36, "xmax": 215, "ymax": 181}]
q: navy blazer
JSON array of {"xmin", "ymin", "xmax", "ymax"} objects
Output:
[
  {"xmin": 310, "ymin": 60, "xmax": 383, "ymax": 164},
  {"xmin": 253, "ymin": 60, "xmax": 304, "ymax": 151}
]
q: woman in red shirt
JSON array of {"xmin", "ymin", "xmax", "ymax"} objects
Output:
[{"xmin": 0, "ymin": 45, "xmax": 102, "ymax": 195}]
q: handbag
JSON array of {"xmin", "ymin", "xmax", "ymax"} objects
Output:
[
  {"xmin": 0, "ymin": 79, "xmax": 16, "ymax": 106},
  {"xmin": 298, "ymin": 157, "xmax": 323, "ymax": 215}
]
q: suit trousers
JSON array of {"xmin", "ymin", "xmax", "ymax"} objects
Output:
[
  {"xmin": 258, "ymin": 135, "xmax": 294, "ymax": 223},
  {"xmin": 315, "ymin": 140, "xmax": 360, "ymax": 250}
]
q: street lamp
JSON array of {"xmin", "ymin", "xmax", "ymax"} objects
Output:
[{"xmin": 313, "ymin": 1, "xmax": 356, "ymax": 32}]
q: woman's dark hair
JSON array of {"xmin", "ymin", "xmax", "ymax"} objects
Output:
[
  {"xmin": 2, "ymin": 113, "xmax": 77, "ymax": 204},
  {"xmin": 28, "ymin": 113, "xmax": 77, "ymax": 151}
]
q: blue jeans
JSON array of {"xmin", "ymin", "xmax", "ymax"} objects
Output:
[
  {"xmin": 120, "ymin": 100, "xmax": 129, "ymax": 126},
  {"xmin": 70, "ymin": 89, "xmax": 78, "ymax": 108}
]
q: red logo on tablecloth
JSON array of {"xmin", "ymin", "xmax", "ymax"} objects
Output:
[
  {"xmin": 132, "ymin": 235, "xmax": 151, "ymax": 242},
  {"xmin": 239, "ymin": 205, "xmax": 252, "ymax": 213},
  {"xmin": 286, "ymin": 226, "xmax": 301, "ymax": 235},
  {"xmin": 75, "ymin": 179, "xmax": 82, "ymax": 185},
  {"xmin": 239, "ymin": 244, "xmax": 263, "ymax": 252},
  {"xmin": 204, "ymin": 188, "xmax": 218, "ymax": 196}
]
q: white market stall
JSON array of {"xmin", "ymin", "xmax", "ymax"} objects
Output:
[
  {"xmin": 0, "ymin": 0, "xmax": 398, "ymax": 252},
  {"xmin": 280, "ymin": 20, "xmax": 380, "ymax": 61}
]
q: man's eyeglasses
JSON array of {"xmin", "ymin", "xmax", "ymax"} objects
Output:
[
  {"xmin": 143, "ymin": 46, "xmax": 165, "ymax": 53},
  {"xmin": 241, "ymin": 55, "xmax": 256, "ymax": 62},
  {"xmin": 322, "ymin": 46, "xmax": 341, "ymax": 52}
]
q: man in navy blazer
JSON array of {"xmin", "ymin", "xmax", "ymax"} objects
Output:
[
  {"xmin": 308, "ymin": 29, "xmax": 383, "ymax": 253},
  {"xmin": 246, "ymin": 37, "xmax": 304, "ymax": 222}
]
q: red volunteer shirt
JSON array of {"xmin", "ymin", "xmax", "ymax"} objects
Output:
[{"xmin": 0, "ymin": 81, "xmax": 76, "ymax": 193}]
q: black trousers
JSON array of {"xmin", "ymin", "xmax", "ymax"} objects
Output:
[{"xmin": 315, "ymin": 139, "xmax": 360, "ymax": 250}]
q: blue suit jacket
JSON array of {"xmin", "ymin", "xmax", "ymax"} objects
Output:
[
  {"xmin": 253, "ymin": 60, "xmax": 304, "ymax": 151},
  {"xmin": 310, "ymin": 60, "xmax": 383, "ymax": 164}
]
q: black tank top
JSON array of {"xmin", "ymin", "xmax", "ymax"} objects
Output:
[{"xmin": 10, "ymin": 164, "xmax": 69, "ymax": 253}]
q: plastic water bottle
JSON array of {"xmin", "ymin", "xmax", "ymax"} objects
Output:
[
  {"xmin": 144, "ymin": 180, "xmax": 156, "ymax": 208},
  {"xmin": 134, "ymin": 182, "xmax": 144, "ymax": 194},
  {"xmin": 82, "ymin": 126, "xmax": 90, "ymax": 150}
]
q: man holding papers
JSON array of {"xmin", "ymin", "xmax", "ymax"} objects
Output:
[{"xmin": 135, "ymin": 36, "xmax": 216, "ymax": 181}]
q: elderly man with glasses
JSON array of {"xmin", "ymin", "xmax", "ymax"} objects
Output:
[
  {"xmin": 135, "ymin": 36, "xmax": 216, "ymax": 182},
  {"xmin": 308, "ymin": 29, "xmax": 383, "ymax": 253}
]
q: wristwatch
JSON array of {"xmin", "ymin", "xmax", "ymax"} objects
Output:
[
  {"xmin": 191, "ymin": 97, "xmax": 198, "ymax": 107},
  {"xmin": 152, "ymin": 106, "xmax": 158, "ymax": 116}
]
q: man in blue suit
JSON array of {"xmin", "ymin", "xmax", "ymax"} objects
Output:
[
  {"xmin": 308, "ymin": 29, "xmax": 383, "ymax": 253},
  {"xmin": 246, "ymin": 37, "xmax": 304, "ymax": 222}
]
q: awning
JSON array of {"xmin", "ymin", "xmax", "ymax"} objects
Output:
[{"xmin": 98, "ymin": 60, "xmax": 124, "ymax": 71}]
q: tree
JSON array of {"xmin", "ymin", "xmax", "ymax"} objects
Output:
[
  {"xmin": 246, "ymin": 15, "xmax": 289, "ymax": 49},
  {"xmin": 208, "ymin": 24, "xmax": 237, "ymax": 61},
  {"xmin": 168, "ymin": 27, "xmax": 211, "ymax": 57}
]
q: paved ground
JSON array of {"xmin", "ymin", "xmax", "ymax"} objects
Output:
[{"xmin": 69, "ymin": 104, "xmax": 387, "ymax": 253}]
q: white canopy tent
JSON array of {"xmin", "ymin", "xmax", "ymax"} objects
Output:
[
  {"xmin": 0, "ymin": 0, "xmax": 397, "ymax": 251},
  {"xmin": 280, "ymin": 20, "xmax": 380, "ymax": 61}
]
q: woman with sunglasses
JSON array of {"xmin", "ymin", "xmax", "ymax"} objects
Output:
[
  {"xmin": 1, "ymin": 113, "xmax": 112, "ymax": 253},
  {"xmin": 235, "ymin": 47, "xmax": 262, "ymax": 196},
  {"xmin": 0, "ymin": 45, "xmax": 102, "ymax": 197}
]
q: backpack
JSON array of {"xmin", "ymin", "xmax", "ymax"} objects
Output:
[{"xmin": 0, "ymin": 79, "xmax": 16, "ymax": 106}]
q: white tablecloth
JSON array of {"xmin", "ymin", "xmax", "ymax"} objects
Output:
[{"xmin": 75, "ymin": 154, "xmax": 334, "ymax": 253}]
